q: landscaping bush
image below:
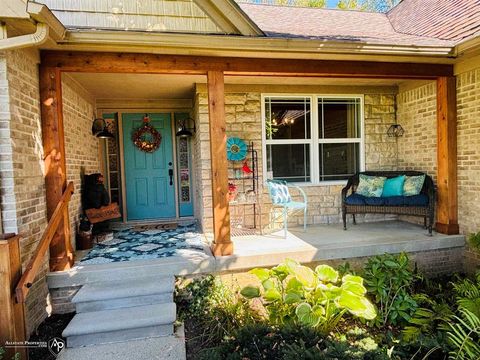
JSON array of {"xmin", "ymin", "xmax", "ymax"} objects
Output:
[
  {"xmin": 240, "ymin": 258, "xmax": 376, "ymax": 334},
  {"xmin": 199, "ymin": 323, "xmax": 390, "ymax": 360},
  {"xmin": 363, "ymin": 252, "xmax": 418, "ymax": 327},
  {"xmin": 177, "ymin": 258, "xmax": 480, "ymax": 360},
  {"xmin": 175, "ymin": 275, "xmax": 260, "ymax": 356}
]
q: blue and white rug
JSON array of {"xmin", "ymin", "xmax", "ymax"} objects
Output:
[{"xmin": 80, "ymin": 223, "xmax": 206, "ymax": 265}]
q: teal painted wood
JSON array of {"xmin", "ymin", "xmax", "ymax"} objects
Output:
[{"xmin": 123, "ymin": 113, "xmax": 176, "ymax": 220}]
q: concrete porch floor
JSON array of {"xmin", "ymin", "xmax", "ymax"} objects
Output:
[
  {"xmin": 218, "ymin": 220, "xmax": 465, "ymax": 271},
  {"xmin": 48, "ymin": 221, "xmax": 465, "ymax": 288}
]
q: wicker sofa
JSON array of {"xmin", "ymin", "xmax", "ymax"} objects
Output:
[{"xmin": 341, "ymin": 171, "xmax": 435, "ymax": 235}]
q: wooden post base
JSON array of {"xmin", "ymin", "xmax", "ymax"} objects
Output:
[
  {"xmin": 211, "ymin": 242, "xmax": 234, "ymax": 256},
  {"xmin": 0, "ymin": 234, "xmax": 27, "ymax": 360},
  {"xmin": 49, "ymin": 256, "xmax": 73, "ymax": 272},
  {"xmin": 435, "ymin": 222, "xmax": 459, "ymax": 235}
]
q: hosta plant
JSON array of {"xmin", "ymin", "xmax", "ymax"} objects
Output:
[{"xmin": 240, "ymin": 259, "xmax": 376, "ymax": 334}]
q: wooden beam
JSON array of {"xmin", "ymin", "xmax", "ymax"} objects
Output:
[
  {"xmin": 436, "ymin": 76, "xmax": 459, "ymax": 235},
  {"xmin": 39, "ymin": 66, "xmax": 73, "ymax": 271},
  {"xmin": 207, "ymin": 71, "xmax": 233, "ymax": 256},
  {"xmin": 0, "ymin": 234, "xmax": 27, "ymax": 360},
  {"xmin": 41, "ymin": 51, "xmax": 453, "ymax": 79}
]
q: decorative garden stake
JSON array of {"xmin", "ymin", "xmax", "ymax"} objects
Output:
[{"xmin": 132, "ymin": 114, "xmax": 162, "ymax": 153}]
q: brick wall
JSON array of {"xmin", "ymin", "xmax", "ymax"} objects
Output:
[
  {"xmin": 396, "ymin": 82, "xmax": 437, "ymax": 179},
  {"xmin": 62, "ymin": 75, "xmax": 100, "ymax": 248},
  {"xmin": 0, "ymin": 51, "xmax": 99, "ymax": 333},
  {"xmin": 396, "ymin": 72, "xmax": 480, "ymax": 273},
  {"xmin": 457, "ymin": 67, "xmax": 480, "ymax": 272},
  {"xmin": 219, "ymin": 246, "xmax": 465, "ymax": 290},
  {"xmin": 0, "ymin": 49, "xmax": 50, "ymax": 335},
  {"xmin": 193, "ymin": 89, "xmax": 397, "ymax": 234}
]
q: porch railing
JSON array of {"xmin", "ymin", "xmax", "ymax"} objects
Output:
[{"xmin": 15, "ymin": 181, "xmax": 74, "ymax": 303}]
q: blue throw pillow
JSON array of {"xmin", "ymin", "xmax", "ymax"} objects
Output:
[{"xmin": 382, "ymin": 175, "xmax": 406, "ymax": 197}]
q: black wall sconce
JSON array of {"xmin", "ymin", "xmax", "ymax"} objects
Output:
[
  {"xmin": 91, "ymin": 118, "xmax": 114, "ymax": 139},
  {"xmin": 387, "ymin": 124, "xmax": 404, "ymax": 137},
  {"xmin": 175, "ymin": 117, "xmax": 196, "ymax": 138}
]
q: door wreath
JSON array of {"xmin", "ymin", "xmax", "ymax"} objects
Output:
[{"xmin": 132, "ymin": 114, "xmax": 162, "ymax": 153}]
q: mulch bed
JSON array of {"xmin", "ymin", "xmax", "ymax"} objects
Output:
[{"xmin": 28, "ymin": 313, "xmax": 74, "ymax": 360}]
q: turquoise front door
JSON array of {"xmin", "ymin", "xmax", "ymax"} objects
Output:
[{"xmin": 122, "ymin": 113, "xmax": 176, "ymax": 220}]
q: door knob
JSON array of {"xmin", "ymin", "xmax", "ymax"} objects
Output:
[{"xmin": 168, "ymin": 169, "xmax": 173, "ymax": 186}]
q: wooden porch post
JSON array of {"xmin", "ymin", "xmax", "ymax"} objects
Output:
[
  {"xmin": 0, "ymin": 234, "xmax": 27, "ymax": 359},
  {"xmin": 436, "ymin": 76, "xmax": 459, "ymax": 235},
  {"xmin": 207, "ymin": 71, "xmax": 233, "ymax": 256},
  {"xmin": 39, "ymin": 66, "xmax": 73, "ymax": 271}
]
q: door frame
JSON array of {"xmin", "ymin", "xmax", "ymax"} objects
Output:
[{"xmin": 98, "ymin": 108, "xmax": 194, "ymax": 223}]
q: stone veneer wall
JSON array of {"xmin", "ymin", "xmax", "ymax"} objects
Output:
[
  {"xmin": 62, "ymin": 75, "xmax": 100, "ymax": 248},
  {"xmin": 192, "ymin": 87, "xmax": 397, "ymax": 234},
  {"xmin": 192, "ymin": 93, "xmax": 211, "ymax": 232},
  {"xmin": 0, "ymin": 49, "xmax": 50, "ymax": 335}
]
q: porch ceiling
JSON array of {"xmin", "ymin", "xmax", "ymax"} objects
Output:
[{"xmin": 68, "ymin": 72, "xmax": 408, "ymax": 100}]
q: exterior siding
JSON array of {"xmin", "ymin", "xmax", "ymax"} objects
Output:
[{"xmin": 40, "ymin": 0, "xmax": 223, "ymax": 33}]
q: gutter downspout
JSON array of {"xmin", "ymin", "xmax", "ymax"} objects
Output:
[{"xmin": 0, "ymin": 22, "xmax": 49, "ymax": 51}]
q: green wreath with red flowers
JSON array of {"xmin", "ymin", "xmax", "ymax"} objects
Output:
[{"xmin": 132, "ymin": 116, "xmax": 162, "ymax": 153}]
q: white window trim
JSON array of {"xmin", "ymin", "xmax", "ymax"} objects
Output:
[{"xmin": 261, "ymin": 94, "xmax": 365, "ymax": 186}]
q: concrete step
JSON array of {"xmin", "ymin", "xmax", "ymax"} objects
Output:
[
  {"xmin": 72, "ymin": 276, "xmax": 174, "ymax": 313},
  {"xmin": 47, "ymin": 253, "xmax": 213, "ymax": 289},
  {"xmin": 58, "ymin": 325, "xmax": 186, "ymax": 360},
  {"xmin": 63, "ymin": 302, "xmax": 176, "ymax": 347},
  {"xmin": 76, "ymin": 292, "xmax": 173, "ymax": 313}
]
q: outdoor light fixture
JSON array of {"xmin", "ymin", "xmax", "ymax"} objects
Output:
[
  {"xmin": 387, "ymin": 124, "xmax": 404, "ymax": 137},
  {"xmin": 175, "ymin": 117, "xmax": 196, "ymax": 138},
  {"xmin": 91, "ymin": 118, "xmax": 114, "ymax": 139}
]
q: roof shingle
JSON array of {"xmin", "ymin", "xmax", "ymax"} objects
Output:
[
  {"xmin": 238, "ymin": 3, "xmax": 454, "ymax": 47},
  {"xmin": 387, "ymin": 0, "xmax": 480, "ymax": 42}
]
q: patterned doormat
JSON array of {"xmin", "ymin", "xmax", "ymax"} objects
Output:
[{"xmin": 79, "ymin": 223, "xmax": 205, "ymax": 265}]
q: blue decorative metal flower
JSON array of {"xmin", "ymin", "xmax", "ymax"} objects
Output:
[{"xmin": 226, "ymin": 137, "xmax": 247, "ymax": 161}]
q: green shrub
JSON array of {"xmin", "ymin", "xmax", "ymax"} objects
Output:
[
  {"xmin": 175, "ymin": 275, "xmax": 260, "ymax": 350},
  {"xmin": 200, "ymin": 323, "xmax": 390, "ymax": 360},
  {"xmin": 363, "ymin": 253, "xmax": 418, "ymax": 327},
  {"xmin": 240, "ymin": 259, "xmax": 376, "ymax": 334},
  {"xmin": 468, "ymin": 232, "xmax": 480, "ymax": 252}
]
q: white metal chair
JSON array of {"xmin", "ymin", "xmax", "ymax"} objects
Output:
[{"xmin": 266, "ymin": 179, "xmax": 307, "ymax": 238}]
